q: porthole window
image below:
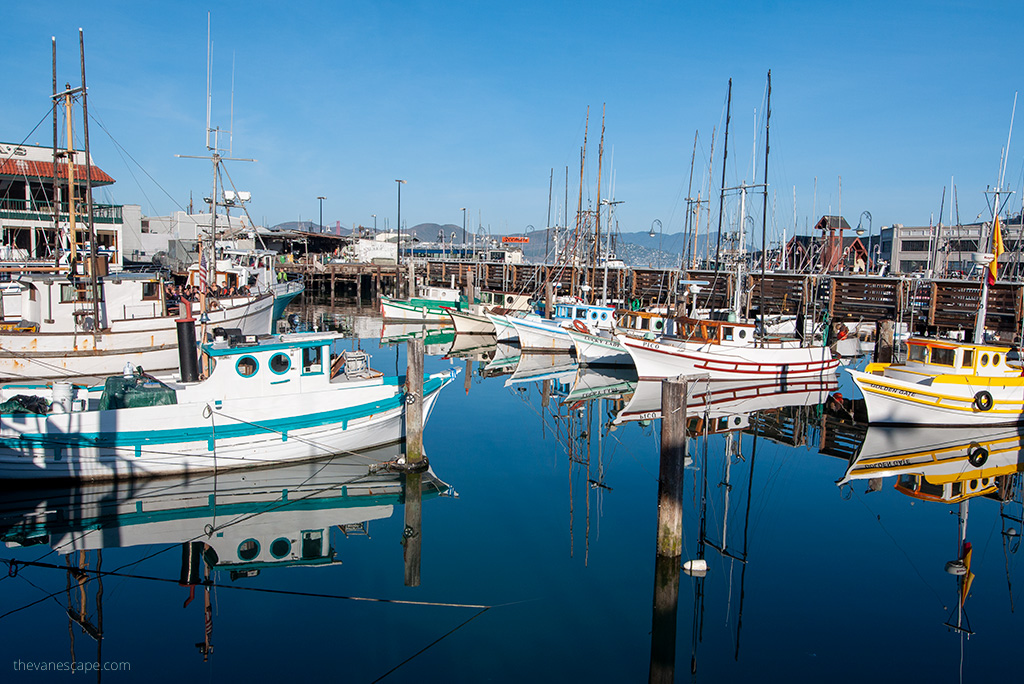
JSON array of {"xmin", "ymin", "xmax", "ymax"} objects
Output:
[
  {"xmin": 739, "ymin": 329, "xmax": 747, "ymax": 339},
  {"xmin": 270, "ymin": 537, "xmax": 292, "ymax": 559},
  {"xmin": 590, "ymin": 311, "xmax": 598, "ymax": 319},
  {"xmin": 601, "ymin": 312, "xmax": 608, "ymax": 320},
  {"xmin": 236, "ymin": 356, "xmax": 258, "ymax": 377},
  {"xmin": 993, "ymin": 354, "xmax": 1001, "ymax": 366},
  {"xmin": 981, "ymin": 353, "xmax": 990, "ymax": 367},
  {"xmin": 238, "ymin": 539, "xmax": 260, "ymax": 561},
  {"xmin": 654, "ymin": 320, "xmax": 664, "ymax": 330},
  {"xmin": 270, "ymin": 353, "xmax": 291, "ymax": 374}
]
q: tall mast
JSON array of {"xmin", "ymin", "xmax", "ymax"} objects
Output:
[
  {"xmin": 759, "ymin": 70, "xmax": 771, "ymax": 338},
  {"xmin": 714, "ymin": 80, "xmax": 732, "ymax": 270},
  {"xmin": 682, "ymin": 129, "xmax": 698, "ymax": 269},
  {"xmin": 595, "ymin": 105, "xmax": 605, "ymax": 268},
  {"xmin": 79, "ymin": 29, "xmax": 101, "ymax": 332},
  {"xmin": 50, "ymin": 38, "xmax": 60, "ymax": 264}
]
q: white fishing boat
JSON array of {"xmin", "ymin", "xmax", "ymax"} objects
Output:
[
  {"xmin": 617, "ymin": 316, "xmax": 839, "ymax": 381},
  {"xmin": 503, "ymin": 301, "xmax": 617, "ymax": 352},
  {"xmin": 482, "ymin": 341, "xmax": 520, "ymax": 378},
  {"xmin": 847, "ymin": 336, "xmax": 1024, "ymax": 426},
  {"xmin": 0, "ymin": 273, "xmax": 274, "ymax": 382},
  {"xmin": 565, "ymin": 309, "xmax": 676, "ymax": 366},
  {"xmin": 505, "ymin": 351, "xmax": 578, "ymax": 387},
  {"xmin": 563, "ymin": 366, "xmax": 637, "ymax": 405},
  {"xmin": 187, "ymin": 248, "xmax": 304, "ymax": 320},
  {"xmin": 486, "ymin": 310, "xmax": 526, "ymax": 342},
  {"xmin": 0, "ymin": 330, "xmax": 456, "ymax": 481},
  {"xmin": 380, "ymin": 285, "xmax": 463, "ymax": 322}
]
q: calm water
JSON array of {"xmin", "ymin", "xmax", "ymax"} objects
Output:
[{"xmin": 1, "ymin": 300, "xmax": 1022, "ymax": 683}]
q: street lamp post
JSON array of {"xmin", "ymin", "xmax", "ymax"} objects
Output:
[
  {"xmin": 461, "ymin": 207, "xmax": 467, "ymax": 253},
  {"xmin": 372, "ymin": 214, "xmax": 377, "ymax": 235},
  {"xmin": 317, "ymin": 196, "xmax": 326, "ymax": 234},
  {"xmin": 650, "ymin": 219, "xmax": 663, "ymax": 268},
  {"xmin": 855, "ymin": 210, "xmax": 873, "ymax": 271},
  {"xmin": 395, "ymin": 180, "xmax": 407, "ymax": 264}
]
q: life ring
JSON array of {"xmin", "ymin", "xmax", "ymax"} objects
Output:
[
  {"xmin": 973, "ymin": 391, "xmax": 994, "ymax": 411},
  {"xmin": 572, "ymin": 319, "xmax": 589, "ymax": 334},
  {"xmin": 968, "ymin": 445, "xmax": 989, "ymax": 467}
]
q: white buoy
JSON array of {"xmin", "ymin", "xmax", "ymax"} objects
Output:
[{"xmin": 683, "ymin": 559, "xmax": 708, "ymax": 577}]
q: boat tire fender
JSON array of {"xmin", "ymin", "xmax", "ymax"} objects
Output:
[
  {"xmin": 572, "ymin": 320, "xmax": 589, "ymax": 334},
  {"xmin": 973, "ymin": 391, "xmax": 994, "ymax": 411},
  {"xmin": 968, "ymin": 446, "xmax": 989, "ymax": 468}
]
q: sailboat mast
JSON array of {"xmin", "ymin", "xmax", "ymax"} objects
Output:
[
  {"xmin": 50, "ymin": 38, "xmax": 60, "ymax": 264},
  {"xmin": 682, "ymin": 129, "xmax": 698, "ymax": 270},
  {"xmin": 714, "ymin": 79, "xmax": 732, "ymax": 270},
  {"xmin": 79, "ymin": 29, "xmax": 100, "ymax": 333},
  {"xmin": 759, "ymin": 70, "xmax": 771, "ymax": 335}
]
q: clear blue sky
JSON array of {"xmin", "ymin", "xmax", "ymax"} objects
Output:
[{"xmin": 4, "ymin": 1, "xmax": 1024, "ymax": 248}]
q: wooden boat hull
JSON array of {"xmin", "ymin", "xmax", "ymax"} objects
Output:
[
  {"xmin": 848, "ymin": 368, "xmax": 1024, "ymax": 426},
  {"xmin": 0, "ymin": 371, "xmax": 454, "ymax": 481},
  {"xmin": 617, "ymin": 333, "xmax": 839, "ymax": 381}
]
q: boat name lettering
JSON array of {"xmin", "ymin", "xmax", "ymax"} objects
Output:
[
  {"xmin": 864, "ymin": 459, "xmax": 910, "ymax": 469},
  {"xmin": 887, "ymin": 387, "xmax": 915, "ymax": 398}
]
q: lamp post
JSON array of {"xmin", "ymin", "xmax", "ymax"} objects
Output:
[
  {"xmin": 855, "ymin": 210, "xmax": 872, "ymax": 271},
  {"xmin": 372, "ymin": 214, "xmax": 377, "ymax": 235},
  {"xmin": 461, "ymin": 207, "xmax": 467, "ymax": 246},
  {"xmin": 317, "ymin": 196, "xmax": 326, "ymax": 234},
  {"xmin": 650, "ymin": 218, "xmax": 663, "ymax": 268},
  {"xmin": 395, "ymin": 180, "xmax": 407, "ymax": 264}
]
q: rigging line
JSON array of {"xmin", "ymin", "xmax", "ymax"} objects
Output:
[
  {"xmin": 87, "ymin": 112, "xmax": 187, "ymax": 213},
  {"xmin": 0, "ymin": 558, "xmax": 492, "ymax": 620},
  {"xmin": 851, "ymin": 490, "xmax": 946, "ymax": 609},
  {"xmin": 370, "ymin": 607, "xmax": 492, "ymax": 683},
  {"xmin": 1, "ymin": 109, "xmax": 53, "ymax": 165}
]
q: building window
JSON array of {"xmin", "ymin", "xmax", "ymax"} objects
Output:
[{"xmin": 900, "ymin": 240, "xmax": 931, "ymax": 252}]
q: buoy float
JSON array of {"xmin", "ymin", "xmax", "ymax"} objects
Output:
[{"xmin": 683, "ymin": 559, "xmax": 708, "ymax": 577}]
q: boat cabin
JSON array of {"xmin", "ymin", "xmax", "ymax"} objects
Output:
[
  {"xmin": 895, "ymin": 473, "xmax": 999, "ymax": 504},
  {"xmin": 553, "ymin": 302, "xmax": 616, "ymax": 330},
  {"xmin": 616, "ymin": 310, "xmax": 675, "ymax": 337},
  {"xmin": 671, "ymin": 317, "xmax": 757, "ymax": 346},
  {"xmin": 901, "ymin": 339, "xmax": 1021, "ymax": 378},
  {"xmin": 4, "ymin": 273, "xmax": 166, "ymax": 333},
  {"xmin": 479, "ymin": 290, "xmax": 531, "ymax": 311}
]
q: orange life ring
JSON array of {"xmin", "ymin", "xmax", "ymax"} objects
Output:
[{"xmin": 572, "ymin": 319, "xmax": 589, "ymax": 334}]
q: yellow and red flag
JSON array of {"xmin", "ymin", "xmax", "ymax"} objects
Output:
[{"xmin": 988, "ymin": 215, "xmax": 1004, "ymax": 286}]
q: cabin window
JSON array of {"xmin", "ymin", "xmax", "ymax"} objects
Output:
[
  {"xmin": 576, "ymin": 309, "xmax": 587, "ymax": 319},
  {"xmin": 238, "ymin": 539, "xmax": 260, "ymax": 561},
  {"xmin": 909, "ymin": 345, "xmax": 927, "ymax": 363},
  {"xmin": 142, "ymin": 282, "xmax": 160, "ymax": 300},
  {"xmin": 60, "ymin": 283, "xmax": 100, "ymax": 303},
  {"xmin": 600, "ymin": 312, "xmax": 608, "ymax": 320},
  {"xmin": 302, "ymin": 346, "xmax": 323, "ymax": 374},
  {"xmin": 993, "ymin": 354, "xmax": 1001, "ymax": 366},
  {"xmin": 640, "ymin": 318, "xmax": 650, "ymax": 330},
  {"xmin": 236, "ymin": 356, "xmax": 259, "ymax": 377},
  {"xmin": 590, "ymin": 311, "xmax": 598, "ymax": 320},
  {"xmin": 270, "ymin": 353, "xmax": 291, "ymax": 374},
  {"xmin": 507, "ymin": 295, "xmax": 514, "ymax": 305},
  {"xmin": 723, "ymin": 327, "xmax": 734, "ymax": 341},
  {"xmin": 28, "ymin": 288, "xmax": 36, "ymax": 302},
  {"xmin": 270, "ymin": 537, "xmax": 292, "ymax": 559},
  {"xmin": 301, "ymin": 530, "xmax": 323, "ymax": 559},
  {"xmin": 739, "ymin": 329, "xmax": 747, "ymax": 339},
  {"xmin": 931, "ymin": 347, "xmax": 955, "ymax": 366},
  {"xmin": 962, "ymin": 350, "xmax": 974, "ymax": 367},
  {"xmin": 981, "ymin": 353, "xmax": 990, "ymax": 367}
]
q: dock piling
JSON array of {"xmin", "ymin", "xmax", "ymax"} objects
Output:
[
  {"xmin": 656, "ymin": 377, "xmax": 687, "ymax": 557},
  {"xmin": 405, "ymin": 337, "xmax": 425, "ymax": 464},
  {"xmin": 874, "ymin": 319, "xmax": 894, "ymax": 363}
]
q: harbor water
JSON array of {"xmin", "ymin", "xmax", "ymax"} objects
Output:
[{"xmin": 1, "ymin": 299, "xmax": 1021, "ymax": 682}]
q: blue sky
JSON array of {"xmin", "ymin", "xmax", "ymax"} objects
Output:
[{"xmin": 4, "ymin": 1, "xmax": 1024, "ymax": 248}]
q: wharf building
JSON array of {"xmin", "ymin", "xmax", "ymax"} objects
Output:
[{"xmin": 882, "ymin": 218, "xmax": 1024, "ymax": 279}]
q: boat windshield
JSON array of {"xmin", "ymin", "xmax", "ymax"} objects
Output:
[
  {"xmin": 930, "ymin": 346, "xmax": 955, "ymax": 366},
  {"xmin": 908, "ymin": 345, "xmax": 927, "ymax": 363}
]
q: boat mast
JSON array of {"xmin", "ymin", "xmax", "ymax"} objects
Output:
[
  {"xmin": 714, "ymin": 80, "xmax": 732, "ymax": 270},
  {"xmin": 50, "ymin": 38, "xmax": 60, "ymax": 264},
  {"xmin": 78, "ymin": 30, "xmax": 101, "ymax": 333},
  {"xmin": 682, "ymin": 129, "xmax": 698, "ymax": 270},
  {"xmin": 759, "ymin": 70, "xmax": 771, "ymax": 338}
]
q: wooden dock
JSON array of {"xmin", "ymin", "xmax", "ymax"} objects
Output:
[{"xmin": 281, "ymin": 260, "xmax": 1024, "ymax": 337}]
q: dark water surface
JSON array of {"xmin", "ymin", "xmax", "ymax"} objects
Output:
[{"xmin": 1, "ymin": 303, "xmax": 1021, "ymax": 682}]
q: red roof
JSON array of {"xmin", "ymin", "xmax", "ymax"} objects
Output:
[{"xmin": 0, "ymin": 158, "xmax": 115, "ymax": 185}]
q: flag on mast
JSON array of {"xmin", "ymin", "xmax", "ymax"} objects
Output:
[
  {"xmin": 988, "ymin": 215, "xmax": 1004, "ymax": 286},
  {"xmin": 199, "ymin": 249, "xmax": 208, "ymax": 292}
]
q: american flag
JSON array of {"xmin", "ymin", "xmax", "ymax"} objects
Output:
[{"xmin": 199, "ymin": 250, "xmax": 208, "ymax": 291}]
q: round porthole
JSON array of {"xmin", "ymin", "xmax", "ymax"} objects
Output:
[
  {"xmin": 993, "ymin": 354, "xmax": 1001, "ymax": 366},
  {"xmin": 654, "ymin": 320, "xmax": 664, "ymax": 330},
  {"xmin": 236, "ymin": 356, "xmax": 258, "ymax": 377},
  {"xmin": 739, "ymin": 329, "xmax": 747, "ymax": 339},
  {"xmin": 601, "ymin": 312, "xmax": 608, "ymax": 320},
  {"xmin": 981, "ymin": 354, "xmax": 990, "ymax": 366},
  {"xmin": 270, "ymin": 353, "xmax": 291, "ymax": 374},
  {"xmin": 507, "ymin": 295, "xmax": 514, "ymax": 304},
  {"xmin": 238, "ymin": 539, "xmax": 260, "ymax": 561},
  {"xmin": 591, "ymin": 311, "xmax": 598, "ymax": 319},
  {"xmin": 270, "ymin": 537, "xmax": 292, "ymax": 559}
]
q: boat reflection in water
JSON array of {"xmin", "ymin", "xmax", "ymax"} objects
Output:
[
  {"xmin": 0, "ymin": 444, "xmax": 452, "ymax": 570},
  {"xmin": 379, "ymin": 322, "xmax": 455, "ymax": 355},
  {"xmin": 839, "ymin": 425, "xmax": 1024, "ymax": 638}
]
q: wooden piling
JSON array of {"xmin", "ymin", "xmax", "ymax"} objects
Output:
[
  {"xmin": 874, "ymin": 319, "xmax": 895, "ymax": 364},
  {"xmin": 656, "ymin": 377, "xmax": 687, "ymax": 557},
  {"xmin": 648, "ymin": 554, "xmax": 681, "ymax": 684},
  {"xmin": 402, "ymin": 470, "xmax": 422, "ymax": 587},
  {"xmin": 408, "ymin": 260, "xmax": 416, "ymax": 299},
  {"xmin": 355, "ymin": 273, "xmax": 362, "ymax": 309},
  {"xmin": 545, "ymin": 281, "xmax": 554, "ymax": 319},
  {"xmin": 329, "ymin": 266, "xmax": 336, "ymax": 307},
  {"xmin": 405, "ymin": 337, "xmax": 425, "ymax": 464}
]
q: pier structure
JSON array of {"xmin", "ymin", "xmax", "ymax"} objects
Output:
[{"xmin": 280, "ymin": 259, "xmax": 1024, "ymax": 338}]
